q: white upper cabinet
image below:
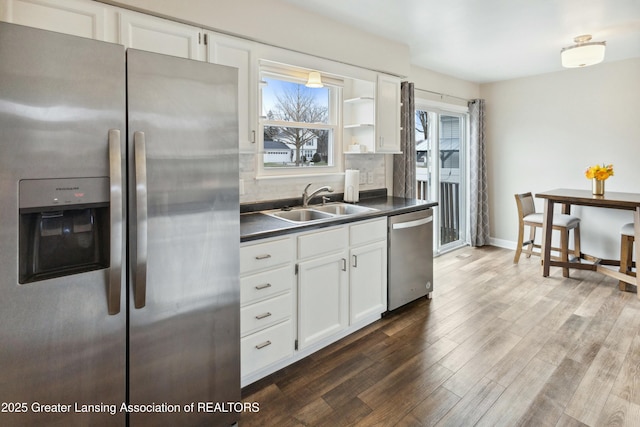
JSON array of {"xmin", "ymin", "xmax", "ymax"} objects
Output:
[
  {"xmin": 343, "ymin": 78, "xmax": 376, "ymax": 154},
  {"xmin": 206, "ymin": 32, "xmax": 255, "ymax": 152},
  {"xmin": 376, "ymin": 74, "xmax": 402, "ymax": 153},
  {"xmin": 0, "ymin": 0, "xmax": 114, "ymax": 41},
  {"xmin": 342, "ymin": 74, "xmax": 402, "ymax": 154},
  {"xmin": 118, "ymin": 9, "xmax": 204, "ymax": 60}
]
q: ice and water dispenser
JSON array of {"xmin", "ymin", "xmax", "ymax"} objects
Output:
[{"xmin": 18, "ymin": 177, "xmax": 110, "ymax": 284}]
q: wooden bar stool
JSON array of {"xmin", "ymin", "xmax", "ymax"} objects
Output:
[
  {"xmin": 514, "ymin": 192, "xmax": 581, "ymax": 277},
  {"xmin": 619, "ymin": 223, "xmax": 636, "ymax": 290}
]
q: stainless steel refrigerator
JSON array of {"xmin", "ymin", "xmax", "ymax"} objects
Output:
[{"xmin": 0, "ymin": 22, "xmax": 240, "ymax": 426}]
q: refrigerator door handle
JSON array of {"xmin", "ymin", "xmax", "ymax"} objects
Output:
[
  {"xmin": 108, "ymin": 129, "xmax": 123, "ymax": 315},
  {"xmin": 134, "ymin": 131, "xmax": 148, "ymax": 309}
]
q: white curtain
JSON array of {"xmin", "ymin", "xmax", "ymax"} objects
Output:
[
  {"xmin": 469, "ymin": 99, "xmax": 490, "ymax": 246},
  {"xmin": 393, "ymin": 81, "xmax": 416, "ymax": 198}
]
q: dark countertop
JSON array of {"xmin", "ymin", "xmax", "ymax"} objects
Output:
[{"xmin": 241, "ymin": 196, "xmax": 437, "ymax": 242}]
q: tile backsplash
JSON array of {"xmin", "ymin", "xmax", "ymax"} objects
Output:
[{"xmin": 239, "ymin": 153, "xmax": 387, "ymax": 204}]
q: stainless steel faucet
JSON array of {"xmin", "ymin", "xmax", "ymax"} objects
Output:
[{"xmin": 302, "ymin": 183, "xmax": 334, "ymax": 207}]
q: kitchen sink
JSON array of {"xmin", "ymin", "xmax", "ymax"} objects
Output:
[
  {"xmin": 267, "ymin": 208, "xmax": 334, "ymax": 223},
  {"xmin": 264, "ymin": 203, "xmax": 378, "ymax": 224},
  {"xmin": 312, "ymin": 203, "xmax": 377, "ymax": 216}
]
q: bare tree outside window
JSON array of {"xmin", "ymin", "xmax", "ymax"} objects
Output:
[
  {"xmin": 262, "ymin": 77, "xmax": 334, "ymax": 168},
  {"xmin": 416, "ymin": 110, "xmax": 429, "ymax": 140}
]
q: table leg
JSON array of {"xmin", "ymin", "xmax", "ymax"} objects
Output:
[
  {"xmin": 636, "ymin": 207, "xmax": 639, "ymax": 297},
  {"xmin": 542, "ymin": 199, "xmax": 554, "ymax": 277}
]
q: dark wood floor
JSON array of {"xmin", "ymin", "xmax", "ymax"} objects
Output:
[{"xmin": 239, "ymin": 246, "xmax": 640, "ymax": 426}]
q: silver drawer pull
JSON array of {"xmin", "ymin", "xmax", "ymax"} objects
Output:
[
  {"xmin": 255, "ymin": 312, "xmax": 272, "ymax": 320},
  {"xmin": 255, "ymin": 283, "xmax": 272, "ymax": 290},
  {"xmin": 255, "ymin": 254, "xmax": 272, "ymax": 260},
  {"xmin": 255, "ymin": 340, "xmax": 272, "ymax": 350}
]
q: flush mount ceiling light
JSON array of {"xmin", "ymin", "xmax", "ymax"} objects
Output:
[
  {"xmin": 305, "ymin": 71, "xmax": 323, "ymax": 88},
  {"xmin": 561, "ymin": 34, "xmax": 606, "ymax": 68}
]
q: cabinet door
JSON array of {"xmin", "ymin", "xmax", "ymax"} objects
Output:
[
  {"xmin": 376, "ymin": 74, "xmax": 402, "ymax": 153},
  {"xmin": 118, "ymin": 9, "xmax": 203, "ymax": 60},
  {"xmin": 297, "ymin": 251, "xmax": 348, "ymax": 349},
  {"xmin": 207, "ymin": 32, "xmax": 255, "ymax": 152},
  {"xmin": 0, "ymin": 0, "xmax": 113, "ymax": 41},
  {"xmin": 350, "ymin": 241, "xmax": 387, "ymax": 324}
]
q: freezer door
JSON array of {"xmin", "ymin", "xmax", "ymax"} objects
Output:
[
  {"xmin": 127, "ymin": 49, "xmax": 240, "ymax": 426},
  {"xmin": 0, "ymin": 23, "xmax": 126, "ymax": 426}
]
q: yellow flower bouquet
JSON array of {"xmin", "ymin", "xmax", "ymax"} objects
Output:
[{"xmin": 585, "ymin": 164, "xmax": 614, "ymax": 181}]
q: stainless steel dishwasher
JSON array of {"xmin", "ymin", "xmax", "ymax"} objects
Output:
[{"xmin": 388, "ymin": 208, "xmax": 434, "ymax": 311}]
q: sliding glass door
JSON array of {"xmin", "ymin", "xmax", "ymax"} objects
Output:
[{"xmin": 415, "ymin": 106, "xmax": 467, "ymax": 253}]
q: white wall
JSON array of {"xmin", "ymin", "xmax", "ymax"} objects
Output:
[
  {"xmin": 409, "ymin": 65, "xmax": 480, "ymax": 103},
  {"xmin": 481, "ymin": 58, "xmax": 640, "ymax": 258}
]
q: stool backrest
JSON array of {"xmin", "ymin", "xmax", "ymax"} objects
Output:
[{"xmin": 515, "ymin": 192, "xmax": 536, "ymax": 220}]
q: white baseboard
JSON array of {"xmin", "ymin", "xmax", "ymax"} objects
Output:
[{"xmin": 489, "ymin": 237, "xmax": 516, "ymax": 250}]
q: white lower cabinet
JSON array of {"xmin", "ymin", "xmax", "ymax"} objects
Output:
[
  {"xmin": 240, "ymin": 236, "xmax": 295, "ymax": 385},
  {"xmin": 240, "ymin": 217, "xmax": 388, "ymax": 386},
  {"xmin": 349, "ymin": 218, "xmax": 388, "ymax": 323},
  {"xmin": 241, "ymin": 319, "xmax": 292, "ymax": 379},
  {"xmin": 350, "ymin": 241, "xmax": 387, "ymax": 323},
  {"xmin": 296, "ymin": 226, "xmax": 349, "ymax": 349},
  {"xmin": 298, "ymin": 250, "xmax": 349, "ymax": 349},
  {"xmin": 297, "ymin": 254, "xmax": 348, "ymax": 349}
]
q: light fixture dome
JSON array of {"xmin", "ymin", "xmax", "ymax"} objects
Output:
[
  {"xmin": 305, "ymin": 71, "xmax": 323, "ymax": 88},
  {"xmin": 561, "ymin": 34, "xmax": 606, "ymax": 68}
]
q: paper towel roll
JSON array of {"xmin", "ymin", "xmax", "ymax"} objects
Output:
[{"xmin": 344, "ymin": 169, "xmax": 360, "ymax": 203}]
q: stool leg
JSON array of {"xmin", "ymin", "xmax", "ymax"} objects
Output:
[
  {"xmin": 619, "ymin": 235, "xmax": 633, "ymax": 291},
  {"xmin": 514, "ymin": 222, "xmax": 525, "ymax": 263},
  {"xmin": 526, "ymin": 226, "xmax": 536, "ymax": 258},
  {"xmin": 561, "ymin": 227, "xmax": 569, "ymax": 278},
  {"xmin": 573, "ymin": 224, "xmax": 581, "ymax": 262}
]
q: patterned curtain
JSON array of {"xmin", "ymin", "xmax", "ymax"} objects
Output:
[
  {"xmin": 468, "ymin": 99, "xmax": 490, "ymax": 246},
  {"xmin": 393, "ymin": 81, "xmax": 416, "ymax": 198}
]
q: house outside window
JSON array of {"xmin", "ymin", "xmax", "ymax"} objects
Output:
[{"xmin": 259, "ymin": 69, "xmax": 341, "ymax": 175}]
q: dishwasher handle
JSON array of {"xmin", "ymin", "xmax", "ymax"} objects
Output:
[{"xmin": 392, "ymin": 216, "xmax": 433, "ymax": 230}]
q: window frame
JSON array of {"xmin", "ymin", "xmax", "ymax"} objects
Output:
[
  {"xmin": 257, "ymin": 66, "xmax": 343, "ymax": 178},
  {"xmin": 414, "ymin": 99, "xmax": 469, "ymax": 254}
]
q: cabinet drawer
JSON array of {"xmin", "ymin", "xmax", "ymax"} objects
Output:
[
  {"xmin": 350, "ymin": 218, "xmax": 387, "ymax": 246},
  {"xmin": 298, "ymin": 226, "xmax": 348, "ymax": 259},
  {"xmin": 241, "ymin": 265, "xmax": 293, "ymax": 305},
  {"xmin": 240, "ymin": 237, "xmax": 294, "ymax": 274},
  {"xmin": 241, "ymin": 293, "xmax": 292, "ymax": 337},
  {"xmin": 241, "ymin": 319, "xmax": 293, "ymax": 377}
]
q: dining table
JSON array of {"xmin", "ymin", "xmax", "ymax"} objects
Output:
[{"xmin": 535, "ymin": 188, "xmax": 640, "ymax": 295}]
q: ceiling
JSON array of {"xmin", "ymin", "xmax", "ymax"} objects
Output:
[{"xmin": 279, "ymin": 0, "xmax": 640, "ymax": 83}]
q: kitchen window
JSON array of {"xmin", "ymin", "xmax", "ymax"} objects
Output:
[{"xmin": 259, "ymin": 67, "xmax": 342, "ymax": 176}]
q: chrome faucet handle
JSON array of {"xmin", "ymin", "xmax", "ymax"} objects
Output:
[
  {"xmin": 303, "ymin": 183, "xmax": 313, "ymax": 194},
  {"xmin": 302, "ymin": 183, "xmax": 313, "ymax": 206}
]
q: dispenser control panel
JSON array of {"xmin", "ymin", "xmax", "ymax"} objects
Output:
[{"xmin": 19, "ymin": 177, "xmax": 109, "ymax": 211}]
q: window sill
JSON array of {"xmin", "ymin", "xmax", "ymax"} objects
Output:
[{"xmin": 255, "ymin": 171, "xmax": 345, "ymax": 180}]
